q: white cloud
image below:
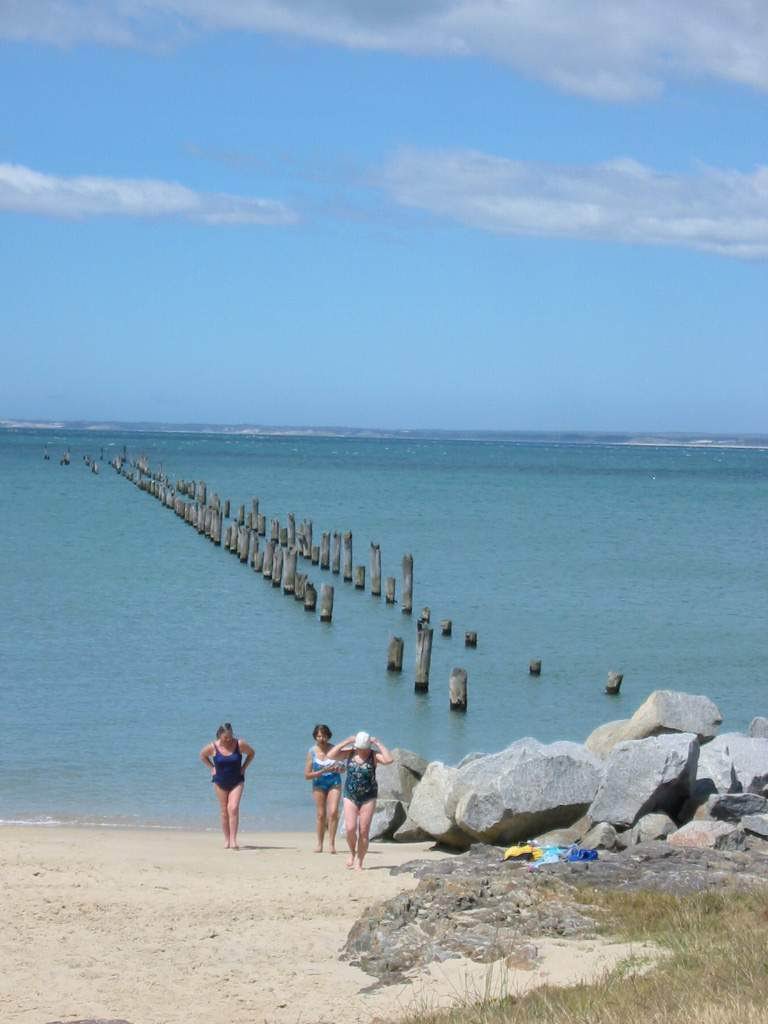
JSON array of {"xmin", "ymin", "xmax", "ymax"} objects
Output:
[
  {"xmin": 382, "ymin": 149, "xmax": 768, "ymax": 258},
  {"xmin": 0, "ymin": 162, "xmax": 298, "ymax": 225},
  {"xmin": 3, "ymin": 1, "xmax": 768, "ymax": 99}
]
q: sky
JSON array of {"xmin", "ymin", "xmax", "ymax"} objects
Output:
[{"xmin": 1, "ymin": 1, "xmax": 767, "ymax": 432}]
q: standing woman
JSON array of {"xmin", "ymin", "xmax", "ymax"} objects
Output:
[
  {"xmin": 200, "ymin": 723, "xmax": 255, "ymax": 849},
  {"xmin": 304, "ymin": 724, "xmax": 344, "ymax": 854},
  {"xmin": 326, "ymin": 731, "xmax": 393, "ymax": 871}
]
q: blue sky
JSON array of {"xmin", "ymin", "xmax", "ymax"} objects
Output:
[{"xmin": 1, "ymin": 2, "xmax": 766, "ymax": 431}]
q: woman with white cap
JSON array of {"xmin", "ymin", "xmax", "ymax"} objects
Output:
[{"xmin": 325, "ymin": 730, "xmax": 393, "ymax": 870}]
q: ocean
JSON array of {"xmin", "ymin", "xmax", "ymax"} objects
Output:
[{"xmin": 2, "ymin": 429, "xmax": 766, "ymax": 830}]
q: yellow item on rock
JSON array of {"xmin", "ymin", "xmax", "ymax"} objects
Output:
[{"xmin": 503, "ymin": 843, "xmax": 541, "ymax": 861}]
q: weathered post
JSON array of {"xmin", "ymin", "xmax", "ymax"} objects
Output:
[
  {"xmin": 257, "ymin": 513, "xmax": 266, "ymax": 536},
  {"xmin": 319, "ymin": 584, "xmax": 334, "ymax": 622},
  {"xmin": 420, "ymin": 607, "xmax": 431, "ymax": 624},
  {"xmin": 237, "ymin": 504, "xmax": 245, "ymax": 526},
  {"xmin": 386, "ymin": 636, "xmax": 404, "ymax": 673},
  {"xmin": 252, "ymin": 497, "xmax": 259, "ymax": 523},
  {"xmin": 287, "ymin": 513, "xmax": 296, "ymax": 547},
  {"xmin": 605, "ymin": 671, "xmax": 623, "ymax": 695},
  {"xmin": 283, "ymin": 548, "xmax": 297, "ymax": 594},
  {"xmin": 414, "ymin": 627, "xmax": 433, "ymax": 692},
  {"xmin": 250, "ymin": 537, "xmax": 260, "ymax": 568},
  {"xmin": 271, "ymin": 518, "xmax": 280, "ymax": 544},
  {"xmin": 529, "ymin": 660, "xmax": 542, "ymax": 676},
  {"xmin": 311, "ymin": 545, "xmax": 320, "ymax": 565},
  {"xmin": 385, "ymin": 577, "xmax": 396, "ymax": 605},
  {"xmin": 262, "ymin": 540, "xmax": 275, "ymax": 579},
  {"xmin": 343, "ymin": 531, "xmax": 353, "ymax": 582},
  {"xmin": 465, "ymin": 631, "xmax": 478, "ymax": 647},
  {"xmin": 294, "ymin": 573, "xmax": 307, "ymax": 601},
  {"xmin": 354, "ymin": 565, "xmax": 365, "ymax": 590},
  {"xmin": 305, "ymin": 520, "xmax": 313, "ymax": 560},
  {"xmin": 370, "ymin": 543, "xmax": 381, "ymax": 597},
  {"xmin": 402, "ymin": 554, "xmax": 413, "ymax": 615},
  {"xmin": 440, "ymin": 619, "xmax": 452, "ymax": 637},
  {"xmin": 320, "ymin": 532, "xmax": 330, "ymax": 570},
  {"xmin": 271, "ymin": 546, "xmax": 284, "ymax": 588},
  {"xmin": 331, "ymin": 532, "xmax": 341, "ymax": 574},
  {"xmin": 449, "ymin": 668, "xmax": 468, "ymax": 711},
  {"xmin": 304, "ymin": 581, "xmax": 317, "ymax": 612},
  {"xmin": 253, "ymin": 549, "xmax": 264, "ymax": 573},
  {"xmin": 279, "ymin": 526, "xmax": 288, "ymax": 547},
  {"xmin": 223, "ymin": 499, "xmax": 231, "ymax": 518}
]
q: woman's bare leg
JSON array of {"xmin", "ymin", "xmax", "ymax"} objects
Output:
[
  {"xmin": 343, "ymin": 798, "xmax": 359, "ymax": 868},
  {"xmin": 354, "ymin": 799, "xmax": 376, "ymax": 870},
  {"xmin": 326, "ymin": 787, "xmax": 341, "ymax": 854},
  {"xmin": 227, "ymin": 783, "xmax": 244, "ymax": 849},
  {"xmin": 312, "ymin": 788, "xmax": 328, "ymax": 852},
  {"xmin": 213, "ymin": 784, "xmax": 231, "ymax": 847}
]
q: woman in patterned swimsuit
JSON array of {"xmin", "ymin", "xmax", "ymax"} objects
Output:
[{"xmin": 325, "ymin": 730, "xmax": 393, "ymax": 870}]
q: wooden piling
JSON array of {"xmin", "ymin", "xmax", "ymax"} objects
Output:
[
  {"xmin": 331, "ymin": 532, "xmax": 341, "ymax": 574},
  {"xmin": 224, "ymin": 499, "xmax": 230, "ymax": 518},
  {"xmin": 271, "ymin": 546, "xmax": 284, "ymax": 587},
  {"xmin": 354, "ymin": 565, "xmax": 365, "ymax": 590},
  {"xmin": 283, "ymin": 548, "xmax": 297, "ymax": 594},
  {"xmin": 420, "ymin": 607, "xmax": 431, "ymax": 624},
  {"xmin": 304, "ymin": 582, "xmax": 317, "ymax": 612},
  {"xmin": 385, "ymin": 577, "xmax": 396, "ymax": 605},
  {"xmin": 311, "ymin": 545, "xmax": 320, "ymax": 565},
  {"xmin": 287, "ymin": 513, "xmax": 296, "ymax": 547},
  {"xmin": 279, "ymin": 527, "xmax": 288, "ymax": 548},
  {"xmin": 414, "ymin": 627, "xmax": 433, "ymax": 692},
  {"xmin": 529, "ymin": 660, "xmax": 542, "ymax": 676},
  {"xmin": 294, "ymin": 573, "xmax": 307, "ymax": 601},
  {"xmin": 440, "ymin": 619, "xmax": 452, "ymax": 637},
  {"xmin": 387, "ymin": 636, "xmax": 404, "ymax": 672},
  {"xmin": 465, "ymin": 631, "xmax": 478, "ymax": 647},
  {"xmin": 305, "ymin": 520, "xmax": 313, "ymax": 560},
  {"xmin": 262, "ymin": 540, "xmax": 275, "ymax": 579},
  {"xmin": 271, "ymin": 518, "xmax": 280, "ymax": 543},
  {"xmin": 257, "ymin": 513, "xmax": 266, "ymax": 536},
  {"xmin": 320, "ymin": 532, "xmax": 330, "ymax": 570},
  {"xmin": 605, "ymin": 671, "xmax": 623, "ymax": 695},
  {"xmin": 449, "ymin": 668, "xmax": 468, "ymax": 711},
  {"xmin": 253, "ymin": 549, "xmax": 264, "ymax": 573},
  {"xmin": 319, "ymin": 584, "xmax": 334, "ymax": 622},
  {"xmin": 343, "ymin": 531, "xmax": 353, "ymax": 582},
  {"xmin": 370, "ymin": 543, "xmax": 381, "ymax": 597},
  {"xmin": 237, "ymin": 504, "xmax": 245, "ymax": 526},
  {"xmin": 402, "ymin": 554, "xmax": 413, "ymax": 615}
]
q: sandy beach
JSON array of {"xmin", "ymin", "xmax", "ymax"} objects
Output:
[{"xmin": 1, "ymin": 826, "xmax": 646, "ymax": 1024}]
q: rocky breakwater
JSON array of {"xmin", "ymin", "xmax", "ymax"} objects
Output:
[{"xmin": 346, "ymin": 690, "xmax": 768, "ymax": 983}]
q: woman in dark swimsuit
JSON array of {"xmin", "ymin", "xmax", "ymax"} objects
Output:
[
  {"xmin": 325, "ymin": 730, "xmax": 393, "ymax": 870},
  {"xmin": 200, "ymin": 723, "xmax": 255, "ymax": 849}
]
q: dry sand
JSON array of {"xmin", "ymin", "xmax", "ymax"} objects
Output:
[{"xmin": 1, "ymin": 826, "xmax": 645, "ymax": 1024}]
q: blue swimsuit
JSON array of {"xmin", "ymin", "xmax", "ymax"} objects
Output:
[
  {"xmin": 212, "ymin": 741, "xmax": 244, "ymax": 791},
  {"xmin": 310, "ymin": 748, "xmax": 342, "ymax": 792}
]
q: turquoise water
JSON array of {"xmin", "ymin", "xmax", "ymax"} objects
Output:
[{"xmin": 2, "ymin": 429, "xmax": 767, "ymax": 829}]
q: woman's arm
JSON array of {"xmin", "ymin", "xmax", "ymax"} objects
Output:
[
  {"xmin": 239, "ymin": 740, "xmax": 255, "ymax": 774},
  {"xmin": 326, "ymin": 735, "xmax": 355, "ymax": 760},
  {"xmin": 200, "ymin": 742, "xmax": 215, "ymax": 773},
  {"xmin": 371, "ymin": 736, "xmax": 394, "ymax": 766}
]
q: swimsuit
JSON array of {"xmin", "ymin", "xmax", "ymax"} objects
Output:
[
  {"xmin": 343, "ymin": 756, "xmax": 378, "ymax": 806},
  {"xmin": 310, "ymin": 748, "xmax": 342, "ymax": 792},
  {"xmin": 212, "ymin": 740, "xmax": 244, "ymax": 791}
]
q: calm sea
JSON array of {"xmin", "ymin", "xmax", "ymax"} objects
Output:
[{"xmin": 2, "ymin": 429, "xmax": 766, "ymax": 830}]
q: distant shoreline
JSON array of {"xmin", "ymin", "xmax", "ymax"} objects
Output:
[{"xmin": 2, "ymin": 418, "xmax": 767, "ymax": 450}]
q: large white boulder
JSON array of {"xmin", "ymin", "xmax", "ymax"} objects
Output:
[
  {"xmin": 449, "ymin": 739, "xmax": 603, "ymax": 845},
  {"xmin": 586, "ymin": 690, "xmax": 722, "ymax": 757},
  {"xmin": 407, "ymin": 763, "xmax": 469, "ymax": 848},
  {"xmin": 698, "ymin": 733, "xmax": 768, "ymax": 795},
  {"xmin": 587, "ymin": 733, "xmax": 699, "ymax": 829}
]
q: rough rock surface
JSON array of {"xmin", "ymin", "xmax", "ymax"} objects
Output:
[
  {"xmin": 582, "ymin": 822, "xmax": 619, "ymax": 850},
  {"xmin": 376, "ymin": 748, "xmax": 427, "ymax": 804},
  {"xmin": 588, "ymin": 733, "xmax": 699, "ymax": 829},
  {"xmin": 699, "ymin": 734, "xmax": 768, "ymax": 795},
  {"xmin": 343, "ymin": 840, "xmax": 768, "ymax": 982},
  {"xmin": 627, "ymin": 813, "xmax": 677, "ymax": 845},
  {"xmin": 749, "ymin": 717, "xmax": 768, "ymax": 739},
  {"xmin": 668, "ymin": 820, "xmax": 747, "ymax": 851},
  {"xmin": 741, "ymin": 814, "xmax": 768, "ymax": 839},
  {"xmin": 586, "ymin": 691, "xmax": 722, "ymax": 757},
  {"xmin": 450, "ymin": 739, "xmax": 603, "ymax": 844},
  {"xmin": 706, "ymin": 793, "xmax": 768, "ymax": 822},
  {"xmin": 392, "ymin": 815, "xmax": 431, "ymax": 843},
  {"xmin": 407, "ymin": 763, "xmax": 468, "ymax": 848},
  {"xmin": 369, "ymin": 799, "xmax": 407, "ymax": 841}
]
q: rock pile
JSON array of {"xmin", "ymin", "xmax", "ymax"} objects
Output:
[{"xmin": 377, "ymin": 690, "xmax": 768, "ymax": 852}]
